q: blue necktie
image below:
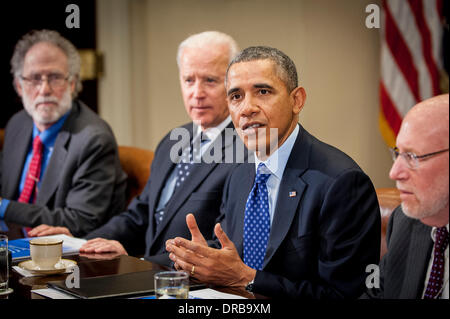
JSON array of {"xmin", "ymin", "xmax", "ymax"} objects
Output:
[
  {"xmin": 154, "ymin": 134, "xmax": 210, "ymax": 227},
  {"xmin": 243, "ymin": 163, "xmax": 271, "ymax": 270}
]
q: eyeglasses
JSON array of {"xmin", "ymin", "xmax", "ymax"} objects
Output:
[
  {"xmin": 20, "ymin": 73, "xmax": 70, "ymax": 90},
  {"xmin": 389, "ymin": 147, "xmax": 449, "ymax": 169}
]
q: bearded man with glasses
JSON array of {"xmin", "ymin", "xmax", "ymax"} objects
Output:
[
  {"xmin": 0, "ymin": 30, "xmax": 127, "ymax": 237},
  {"xmin": 363, "ymin": 94, "xmax": 449, "ymax": 299}
]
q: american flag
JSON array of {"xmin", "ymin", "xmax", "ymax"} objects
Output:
[{"xmin": 379, "ymin": 0, "xmax": 447, "ymax": 147}]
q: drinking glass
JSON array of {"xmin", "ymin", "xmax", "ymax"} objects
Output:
[
  {"xmin": 154, "ymin": 271, "xmax": 189, "ymax": 299},
  {"xmin": 0, "ymin": 235, "xmax": 9, "ymax": 293}
]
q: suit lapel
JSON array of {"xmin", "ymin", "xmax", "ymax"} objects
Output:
[
  {"xmin": 400, "ymin": 221, "xmax": 433, "ymax": 298},
  {"xmin": 263, "ymin": 167, "xmax": 306, "ymax": 268},
  {"xmin": 147, "ymin": 126, "xmax": 192, "ymax": 240},
  {"xmin": 4, "ymin": 117, "xmax": 33, "ymax": 199},
  {"xmin": 233, "ymin": 165, "xmax": 255, "ymax": 256},
  {"xmin": 35, "ymin": 130, "xmax": 69, "ymax": 205},
  {"xmin": 262, "ymin": 126, "xmax": 309, "ymax": 268},
  {"xmin": 151, "ymin": 123, "xmax": 236, "ymax": 242},
  {"xmin": 34, "ymin": 102, "xmax": 79, "ymax": 205}
]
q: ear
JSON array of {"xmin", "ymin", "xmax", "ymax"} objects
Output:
[
  {"xmin": 69, "ymin": 76, "xmax": 77, "ymax": 95},
  {"xmin": 15, "ymin": 78, "xmax": 23, "ymax": 97},
  {"xmin": 290, "ymin": 86, "xmax": 307, "ymax": 115}
]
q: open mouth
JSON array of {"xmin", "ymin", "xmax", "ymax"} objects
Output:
[{"xmin": 242, "ymin": 122, "xmax": 266, "ymax": 131}]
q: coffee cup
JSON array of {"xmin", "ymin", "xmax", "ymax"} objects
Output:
[{"xmin": 29, "ymin": 238, "xmax": 63, "ymax": 269}]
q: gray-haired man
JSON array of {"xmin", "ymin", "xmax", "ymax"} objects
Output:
[
  {"xmin": 73, "ymin": 31, "xmax": 248, "ymax": 268},
  {"xmin": 0, "ymin": 29, "xmax": 127, "ymax": 237}
]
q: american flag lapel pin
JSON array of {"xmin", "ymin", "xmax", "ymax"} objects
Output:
[{"xmin": 289, "ymin": 191, "xmax": 297, "ymax": 197}]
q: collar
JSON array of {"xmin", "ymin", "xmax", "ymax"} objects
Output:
[
  {"xmin": 431, "ymin": 224, "xmax": 450, "ymax": 243},
  {"xmin": 254, "ymin": 124, "xmax": 299, "ymax": 179},
  {"xmin": 194, "ymin": 115, "xmax": 232, "ymax": 142},
  {"xmin": 32, "ymin": 111, "xmax": 70, "ymax": 148}
]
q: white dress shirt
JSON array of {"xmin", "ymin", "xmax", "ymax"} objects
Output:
[{"xmin": 254, "ymin": 124, "xmax": 299, "ymax": 225}]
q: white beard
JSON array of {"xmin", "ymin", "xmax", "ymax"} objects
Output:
[{"xmin": 22, "ymin": 87, "xmax": 72, "ymax": 126}]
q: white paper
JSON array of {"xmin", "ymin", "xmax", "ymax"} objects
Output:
[
  {"xmin": 12, "ymin": 265, "xmax": 73, "ymax": 277},
  {"xmin": 189, "ymin": 288, "xmax": 247, "ymax": 299},
  {"xmin": 31, "ymin": 288, "xmax": 77, "ymax": 299}
]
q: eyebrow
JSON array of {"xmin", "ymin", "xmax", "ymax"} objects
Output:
[
  {"xmin": 227, "ymin": 88, "xmax": 240, "ymax": 96},
  {"xmin": 253, "ymin": 83, "xmax": 274, "ymax": 90},
  {"xmin": 227, "ymin": 83, "xmax": 275, "ymax": 96}
]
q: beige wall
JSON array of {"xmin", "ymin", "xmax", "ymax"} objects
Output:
[{"xmin": 97, "ymin": 0, "xmax": 394, "ymax": 188}]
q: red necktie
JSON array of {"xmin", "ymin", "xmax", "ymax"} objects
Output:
[
  {"xmin": 18, "ymin": 136, "xmax": 43, "ymax": 203},
  {"xmin": 424, "ymin": 227, "xmax": 449, "ymax": 299},
  {"xmin": 18, "ymin": 136, "xmax": 43, "ymax": 236}
]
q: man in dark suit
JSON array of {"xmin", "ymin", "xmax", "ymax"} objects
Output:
[
  {"xmin": 363, "ymin": 94, "xmax": 449, "ymax": 299},
  {"xmin": 76, "ymin": 31, "xmax": 247, "ymax": 267},
  {"xmin": 166, "ymin": 46, "xmax": 380, "ymax": 298},
  {"xmin": 0, "ymin": 30, "xmax": 126, "ymax": 237}
]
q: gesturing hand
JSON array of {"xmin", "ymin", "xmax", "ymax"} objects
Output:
[{"xmin": 166, "ymin": 214, "xmax": 255, "ymax": 287}]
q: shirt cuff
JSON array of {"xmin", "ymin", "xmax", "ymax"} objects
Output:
[{"xmin": 0, "ymin": 199, "xmax": 10, "ymax": 219}]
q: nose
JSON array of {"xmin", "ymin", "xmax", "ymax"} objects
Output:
[
  {"xmin": 239, "ymin": 95, "xmax": 260, "ymax": 118},
  {"xmin": 193, "ymin": 82, "xmax": 206, "ymax": 99},
  {"xmin": 389, "ymin": 156, "xmax": 409, "ymax": 181},
  {"xmin": 37, "ymin": 78, "xmax": 53, "ymax": 96}
]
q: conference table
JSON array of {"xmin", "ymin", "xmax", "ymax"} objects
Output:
[{"xmin": 1, "ymin": 223, "xmax": 263, "ymax": 300}]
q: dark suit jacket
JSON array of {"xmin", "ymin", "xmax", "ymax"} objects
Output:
[
  {"xmin": 85, "ymin": 121, "xmax": 248, "ymax": 267},
  {"xmin": 0, "ymin": 101, "xmax": 127, "ymax": 237},
  {"xmin": 362, "ymin": 206, "xmax": 433, "ymax": 299},
  {"xmin": 218, "ymin": 125, "xmax": 380, "ymax": 299}
]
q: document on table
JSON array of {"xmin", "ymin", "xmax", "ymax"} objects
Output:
[
  {"xmin": 189, "ymin": 288, "xmax": 247, "ymax": 299},
  {"xmin": 32, "ymin": 288, "xmax": 247, "ymax": 299},
  {"xmin": 9, "ymin": 234, "xmax": 86, "ymax": 260}
]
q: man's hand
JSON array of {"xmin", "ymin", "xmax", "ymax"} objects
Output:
[
  {"xmin": 79, "ymin": 238, "xmax": 128, "ymax": 255},
  {"xmin": 27, "ymin": 224, "xmax": 72, "ymax": 237},
  {"xmin": 166, "ymin": 214, "xmax": 256, "ymax": 287}
]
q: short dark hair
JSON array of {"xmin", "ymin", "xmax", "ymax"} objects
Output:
[{"xmin": 226, "ymin": 46, "xmax": 298, "ymax": 92}]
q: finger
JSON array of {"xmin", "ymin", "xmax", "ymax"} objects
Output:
[
  {"xmin": 168, "ymin": 252, "xmax": 195, "ymax": 275},
  {"xmin": 214, "ymin": 223, "xmax": 235, "ymax": 250},
  {"xmin": 27, "ymin": 225, "xmax": 50, "ymax": 237},
  {"xmin": 173, "ymin": 237, "xmax": 211, "ymax": 259},
  {"xmin": 82, "ymin": 242, "xmax": 114, "ymax": 253},
  {"xmin": 33, "ymin": 228, "xmax": 56, "ymax": 237},
  {"xmin": 34, "ymin": 227, "xmax": 69, "ymax": 237},
  {"xmin": 85, "ymin": 238, "xmax": 108, "ymax": 244},
  {"xmin": 80, "ymin": 240, "xmax": 106, "ymax": 252},
  {"xmin": 168, "ymin": 242, "xmax": 205, "ymax": 267},
  {"xmin": 186, "ymin": 214, "xmax": 207, "ymax": 245}
]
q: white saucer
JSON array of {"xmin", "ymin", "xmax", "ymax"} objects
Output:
[
  {"xmin": 18, "ymin": 259, "xmax": 77, "ymax": 275},
  {"xmin": 0, "ymin": 288, "xmax": 14, "ymax": 296}
]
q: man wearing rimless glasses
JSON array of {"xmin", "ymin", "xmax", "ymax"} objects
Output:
[{"xmin": 363, "ymin": 94, "xmax": 449, "ymax": 299}]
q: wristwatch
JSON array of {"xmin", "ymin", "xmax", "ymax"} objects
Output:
[{"xmin": 245, "ymin": 279, "xmax": 255, "ymax": 292}]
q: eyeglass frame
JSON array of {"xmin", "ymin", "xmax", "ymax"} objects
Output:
[
  {"xmin": 389, "ymin": 147, "xmax": 449, "ymax": 169},
  {"xmin": 19, "ymin": 73, "xmax": 71, "ymax": 91}
]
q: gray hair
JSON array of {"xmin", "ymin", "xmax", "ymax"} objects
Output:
[
  {"xmin": 226, "ymin": 46, "xmax": 298, "ymax": 93},
  {"xmin": 10, "ymin": 29, "xmax": 82, "ymax": 97},
  {"xmin": 177, "ymin": 31, "xmax": 239, "ymax": 67}
]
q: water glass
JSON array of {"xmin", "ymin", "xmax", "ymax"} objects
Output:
[
  {"xmin": 154, "ymin": 271, "xmax": 189, "ymax": 299},
  {"xmin": 0, "ymin": 235, "xmax": 9, "ymax": 293}
]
